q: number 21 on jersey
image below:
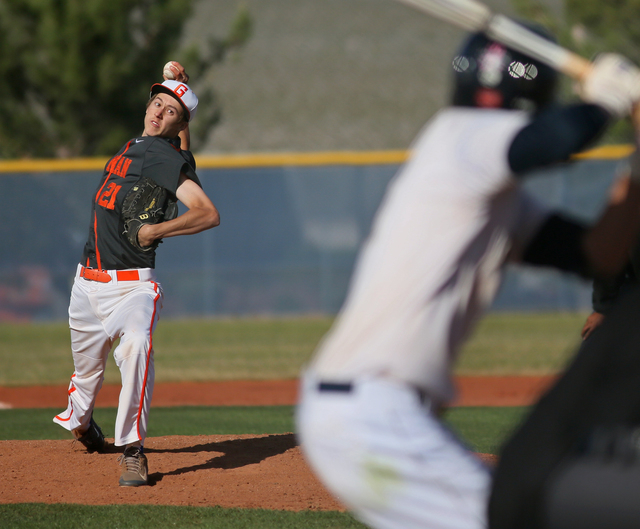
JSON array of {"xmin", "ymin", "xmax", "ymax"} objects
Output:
[{"xmin": 98, "ymin": 182, "xmax": 122, "ymax": 210}]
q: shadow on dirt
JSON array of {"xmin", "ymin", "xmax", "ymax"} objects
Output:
[{"xmin": 146, "ymin": 433, "xmax": 298, "ymax": 484}]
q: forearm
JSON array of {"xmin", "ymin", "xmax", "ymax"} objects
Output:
[
  {"xmin": 179, "ymin": 126, "xmax": 190, "ymax": 151},
  {"xmin": 583, "ymin": 174, "xmax": 640, "ymax": 277},
  {"xmin": 138, "ymin": 205, "xmax": 219, "ymax": 245},
  {"xmin": 582, "ymin": 103, "xmax": 640, "ymax": 276},
  {"xmin": 521, "ymin": 177, "xmax": 640, "ymax": 279}
]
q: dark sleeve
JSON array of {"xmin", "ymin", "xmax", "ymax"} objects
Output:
[
  {"xmin": 182, "ymin": 150, "xmax": 197, "ymax": 171},
  {"xmin": 522, "ymin": 213, "xmax": 591, "ymax": 278},
  {"xmin": 143, "ymin": 140, "xmax": 199, "ymax": 194},
  {"xmin": 508, "ymin": 104, "xmax": 610, "ymax": 175},
  {"xmin": 180, "ymin": 150, "xmax": 202, "ymax": 187}
]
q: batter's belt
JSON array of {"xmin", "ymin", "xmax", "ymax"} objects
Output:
[{"xmin": 316, "ymin": 379, "xmax": 434, "ymax": 409}]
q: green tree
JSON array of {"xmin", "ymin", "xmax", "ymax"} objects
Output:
[
  {"xmin": 512, "ymin": 0, "xmax": 640, "ymax": 143},
  {"xmin": 564, "ymin": 0, "xmax": 640, "ymax": 67},
  {"xmin": 0, "ymin": 0, "xmax": 251, "ymax": 158}
]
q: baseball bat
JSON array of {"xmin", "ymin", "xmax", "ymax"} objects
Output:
[{"xmin": 395, "ymin": 0, "xmax": 592, "ymax": 81}]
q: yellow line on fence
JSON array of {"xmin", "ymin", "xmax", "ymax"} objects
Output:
[
  {"xmin": 196, "ymin": 150, "xmax": 409, "ymax": 168},
  {"xmin": 0, "ymin": 146, "xmax": 632, "ymax": 173},
  {"xmin": 0, "ymin": 157, "xmax": 109, "ymax": 173},
  {"xmin": 571, "ymin": 144, "xmax": 635, "ymax": 160}
]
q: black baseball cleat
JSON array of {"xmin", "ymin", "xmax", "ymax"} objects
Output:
[{"xmin": 73, "ymin": 416, "xmax": 107, "ymax": 453}]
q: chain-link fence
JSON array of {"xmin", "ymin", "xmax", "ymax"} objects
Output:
[{"xmin": 0, "ymin": 152, "xmax": 626, "ymax": 321}]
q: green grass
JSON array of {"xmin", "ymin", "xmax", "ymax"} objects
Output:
[
  {"xmin": 0, "ymin": 322, "xmax": 73, "ymax": 386},
  {"xmin": 444, "ymin": 406, "xmax": 528, "ymax": 454},
  {"xmin": 0, "ymin": 317, "xmax": 333, "ymax": 386},
  {"xmin": 152, "ymin": 317, "xmax": 333, "ymax": 381},
  {"xmin": 0, "ymin": 504, "xmax": 367, "ymax": 529},
  {"xmin": 0, "ymin": 312, "xmax": 586, "ymax": 386},
  {"xmin": 0, "ymin": 405, "xmax": 525, "ymax": 455},
  {"xmin": 456, "ymin": 311, "xmax": 586, "ymax": 374},
  {"xmin": 0, "ymin": 406, "xmax": 296, "ymax": 440}
]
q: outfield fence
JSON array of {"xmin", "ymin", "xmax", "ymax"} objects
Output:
[{"xmin": 0, "ymin": 147, "xmax": 632, "ymax": 321}]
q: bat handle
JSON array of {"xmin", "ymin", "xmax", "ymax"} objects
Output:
[{"xmin": 562, "ymin": 54, "xmax": 592, "ymax": 81}]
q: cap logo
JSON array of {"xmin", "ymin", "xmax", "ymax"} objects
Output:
[
  {"xmin": 174, "ymin": 84, "xmax": 188, "ymax": 97},
  {"xmin": 150, "ymin": 80, "xmax": 197, "ymax": 121},
  {"xmin": 478, "ymin": 43, "xmax": 507, "ymax": 88}
]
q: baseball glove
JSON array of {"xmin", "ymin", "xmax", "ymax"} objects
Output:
[{"xmin": 122, "ymin": 176, "xmax": 178, "ymax": 251}]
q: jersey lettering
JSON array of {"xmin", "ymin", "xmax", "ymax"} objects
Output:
[
  {"xmin": 106, "ymin": 155, "xmax": 132, "ymax": 178},
  {"xmin": 97, "ymin": 182, "xmax": 122, "ymax": 210}
]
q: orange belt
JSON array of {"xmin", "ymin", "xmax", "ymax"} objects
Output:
[{"xmin": 80, "ymin": 266, "xmax": 140, "ymax": 283}]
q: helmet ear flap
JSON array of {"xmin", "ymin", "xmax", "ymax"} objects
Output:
[{"xmin": 451, "ymin": 24, "xmax": 558, "ymax": 112}]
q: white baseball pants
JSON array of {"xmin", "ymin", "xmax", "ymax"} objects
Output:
[
  {"xmin": 296, "ymin": 374, "xmax": 490, "ymax": 529},
  {"xmin": 53, "ymin": 264, "xmax": 163, "ymax": 446}
]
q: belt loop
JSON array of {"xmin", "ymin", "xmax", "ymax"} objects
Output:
[{"xmin": 116, "ymin": 270, "xmax": 140, "ymax": 281}]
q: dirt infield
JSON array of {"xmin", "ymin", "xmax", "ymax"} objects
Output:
[
  {"xmin": 0, "ymin": 376, "xmax": 554, "ymax": 511},
  {"xmin": 1, "ymin": 434, "xmax": 342, "ymax": 511},
  {"xmin": 0, "ymin": 375, "xmax": 557, "ymax": 409}
]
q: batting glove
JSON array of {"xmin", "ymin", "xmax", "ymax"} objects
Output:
[{"xmin": 581, "ymin": 53, "xmax": 640, "ymax": 119}]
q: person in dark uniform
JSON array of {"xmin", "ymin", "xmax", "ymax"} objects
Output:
[
  {"xmin": 489, "ymin": 156, "xmax": 640, "ymax": 528},
  {"xmin": 581, "ymin": 241, "xmax": 640, "ymax": 339},
  {"xmin": 53, "ymin": 62, "xmax": 219, "ymax": 486}
]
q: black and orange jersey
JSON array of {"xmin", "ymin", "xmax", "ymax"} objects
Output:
[{"xmin": 81, "ymin": 135, "xmax": 200, "ymax": 270}]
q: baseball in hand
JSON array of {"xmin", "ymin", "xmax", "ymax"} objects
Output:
[{"xmin": 163, "ymin": 61, "xmax": 177, "ymax": 80}]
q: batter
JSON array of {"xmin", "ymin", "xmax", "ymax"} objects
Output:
[
  {"xmin": 297, "ymin": 29, "xmax": 640, "ymax": 529},
  {"xmin": 53, "ymin": 63, "xmax": 220, "ymax": 486}
]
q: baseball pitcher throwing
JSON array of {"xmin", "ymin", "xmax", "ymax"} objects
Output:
[{"xmin": 53, "ymin": 62, "xmax": 219, "ymax": 486}]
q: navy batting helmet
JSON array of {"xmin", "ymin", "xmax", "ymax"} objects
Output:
[{"xmin": 451, "ymin": 24, "xmax": 558, "ymax": 112}]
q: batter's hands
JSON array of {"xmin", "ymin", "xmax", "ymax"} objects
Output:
[
  {"xmin": 163, "ymin": 61, "xmax": 190, "ymax": 84},
  {"xmin": 581, "ymin": 311, "xmax": 605, "ymax": 340},
  {"xmin": 580, "ymin": 53, "xmax": 640, "ymax": 119}
]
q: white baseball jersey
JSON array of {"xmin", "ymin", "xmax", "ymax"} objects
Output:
[
  {"xmin": 298, "ymin": 108, "xmax": 552, "ymax": 529},
  {"xmin": 309, "ymin": 107, "xmax": 550, "ymax": 406}
]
